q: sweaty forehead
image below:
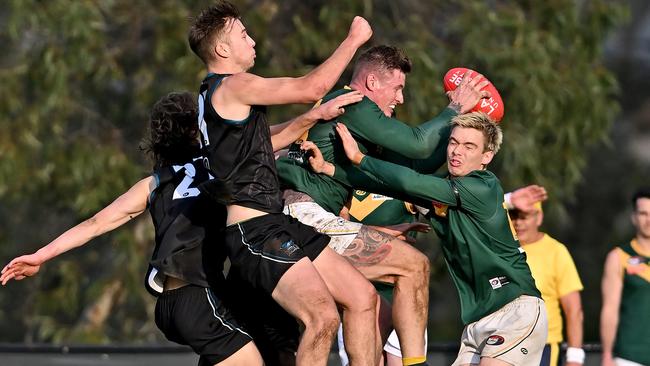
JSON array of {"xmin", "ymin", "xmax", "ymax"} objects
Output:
[
  {"xmin": 380, "ymin": 68, "xmax": 406, "ymax": 86},
  {"xmin": 450, "ymin": 126, "xmax": 484, "ymax": 144}
]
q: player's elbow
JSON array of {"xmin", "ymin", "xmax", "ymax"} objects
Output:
[
  {"xmin": 300, "ymin": 77, "xmax": 330, "ymax": 102},
  {"xmin": 307, "ymin": 84, "xmax": 329, "ymax": 102},
  {"xmin": 569, "ymin": 307, "xmax": 584, "ymax": 324},
  {"xmin": 404, "ymin": 145, "xmax": 434, "ymax": 159}
]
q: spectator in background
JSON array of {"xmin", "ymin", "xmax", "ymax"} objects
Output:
[
  {"xmin": 510, "ymin": 200, "xmax": 585, "ymax": 366},
  {"xmin": 600, "ymin": 188, "xmax": 650, "ymax": 366}
]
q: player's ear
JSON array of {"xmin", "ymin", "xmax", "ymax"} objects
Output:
[
  {"xmin": 481, "ymin": 150, "xmax": 495, "ymax": 166},
  {"xmin": 215, "ymin": 40, "xmax": 230, "ymax": 59},
  {"xmin": 366, "ymin": 73, "xmax": 379, "ymax": 91}
]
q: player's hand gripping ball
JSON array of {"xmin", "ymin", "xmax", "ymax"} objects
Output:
[{"xmin": 443, "ymin": 67, "xmax": 504, "ymax": 123}]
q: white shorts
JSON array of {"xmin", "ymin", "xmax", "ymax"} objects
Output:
[
  {"xmin": 283, "ymin": 201, "xmax": 362, "ymax": 254},
  {"xmin": 452, "ymin": 295, "xmax": 548, "ymax": 366},
  {"xmin": 615, "ymin": 358, "xmax": 647, "ymax": 366},
  {"xmin": 337, "ymin": 325, "xmax": 428, "ymax": 364},
  {"xmin": 384, "ymin": 329, "xmax": 428, "ymax": 358}
]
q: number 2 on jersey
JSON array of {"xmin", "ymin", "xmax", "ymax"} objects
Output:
[{"xmin": 172, "ymin": 163, "xmax": 200, "ymax": 199}]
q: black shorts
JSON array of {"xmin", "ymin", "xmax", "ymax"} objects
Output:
[
  {"xmin": 224, "ymin": 213, "xmax": 330, "ymax": 294},
  {"xmin": 224, "ymin": 271, "xmax": 300, "ymax": 366},
  {"xmin": 155, "ymin": 285, "xmax": 252, "ymax": 365}
]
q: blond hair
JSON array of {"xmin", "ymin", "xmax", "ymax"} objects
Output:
[{"xmin": 450, "ymin": 112, "xmax": 503, "ymax": 153}]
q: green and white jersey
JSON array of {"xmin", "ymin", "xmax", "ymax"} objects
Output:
[
  {"xmin": 358, "ymin": 155, "xmax": 540, "ymax": 324},
  {"xmin": 276, "ymin": 87, "xmax": 457, "ymax": 214},
  {"xmin": 348, "ymin": 190, "xmax": 417, "ymax": 227}
]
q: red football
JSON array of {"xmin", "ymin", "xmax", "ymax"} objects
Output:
[{"xmin": 443, "ymin": 67, "xmax": 504, "ymax": 123}]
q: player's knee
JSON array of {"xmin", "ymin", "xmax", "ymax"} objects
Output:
[
  {"xmin": 305, "ymin": 305, "xmax": 340, "ymax": 342},
  {"xmin": 346, "ymin": 278, "xmax": 379, "ymax": 313},
  {"xmin": 356, "ymin": 279, "xmax": 379, "ymax": 312},
  {"xmin": 409, "ymin": 250, "xmax": 430, "ymax": 278}
]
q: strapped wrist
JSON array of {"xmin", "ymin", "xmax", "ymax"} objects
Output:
[
  {"xmin": 566, "ymin": 347, "xmax": 585, "ymax": 364},
  {"xmin": 504, "ymin": 192, "xmax": 514, "ymax": 210}
]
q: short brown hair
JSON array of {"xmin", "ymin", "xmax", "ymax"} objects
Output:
[
  {"xmin": 188, "ymin": 1, "xmax": 240, "ymax": 64},
  {"xmin": 451, "ymin": 112, "xmax": 503, "ymax": 153},
  {"xmin": 352, "ymin": 45, "xmax": 412, "ymax": 80}
]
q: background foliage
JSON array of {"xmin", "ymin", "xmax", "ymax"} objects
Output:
[{"xmin": 0, "ymin": 0, "xmax": 642, "ymax": 344}]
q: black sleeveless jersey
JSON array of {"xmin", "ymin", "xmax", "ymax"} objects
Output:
[
  {"xmin": 145, "ymin": 157, "xmax": 227, "ymax": 296},
  {"xmin": 197, "ymin": 73, "xmax": 283, "ymax": 213}
]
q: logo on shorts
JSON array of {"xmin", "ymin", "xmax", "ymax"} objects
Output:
[
  {"xmin": 280, "ymin": 240, "xmax": 299, "ymax": 256},
  {"xmin": 486, "ymin": 335, "xmax": 504, "ymax": 346},
  {"xmin": 520, "ymin": 348, "xmax": 528, "ymax": 355},
  {"xmin": 488, "ymin": 276, "xmax": 510, "ymax": 290}
]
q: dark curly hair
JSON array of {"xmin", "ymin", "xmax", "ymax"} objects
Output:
[
  {"xmin": 188, "ymin": 1, "xmax": 240, "ymax": 64},
  {"xmin": 352, "ymin": 45, "xmax": 412, "ymax": 80},
  {"xmin": 141, "ymin": 92, "xmax": 200, "ymax": 168}
]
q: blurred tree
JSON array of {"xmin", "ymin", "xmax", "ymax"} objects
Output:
[{"xmin": 0, "ymin": 0, "xmax": 628, "ymax": 344}]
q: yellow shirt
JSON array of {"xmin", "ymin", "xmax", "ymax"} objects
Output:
[{"xmin": 523, "ymin": 234, "xmax": 583, "ymax": 343}]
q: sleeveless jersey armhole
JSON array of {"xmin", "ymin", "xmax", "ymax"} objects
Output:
[{"xmin": 206, "ymin": 75, "xmax": 251, "ymax": 125}]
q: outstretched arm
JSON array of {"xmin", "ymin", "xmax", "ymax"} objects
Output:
[
  {"xmin": 344, "ymin": 71, "xmax": 490, "ymax": 159},
  {"xmin": 336, "ymin": 123, "xmax": 457, "ymax": 205},
  {"xmin": 223, "ymin": 17, "xmax": 371, "ymax": 107},
  {"xmin": 600, "ymin": 249, "xmax": 623, "ymax": 366},
  {"xmin": 0, "ymin": 177, "xmax": 153, "ymax": 285},
  {"xmin": 505, "ymin": 185, "xmax": 548, "ymax": 212},
  {"xmin": 271, "ymin": 91, "xmax": 363, "ymax": 151}
]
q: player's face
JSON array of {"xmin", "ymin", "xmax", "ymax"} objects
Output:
[
  {"xmin": 225, "ymin": 18, "xmax": 256, "ymax": 71},
  {"xmin": 372, "ymin": 69, "xmax": 406, "ymax": 117},
  {"xmin": 510, "ymin": 209, "xmax": 542, "ymax": 244},
  {"xmin": 632, "ymin": 197, "xmax": 650, "ymax": 239},
  {"xmin": 446, "ymin": 127, "xmax": 494, "ymax": 177}
]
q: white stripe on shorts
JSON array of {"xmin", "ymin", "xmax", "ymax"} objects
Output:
[{"xmin": 204, "ymin": 288, "xmax": 251, "ymax": 338}]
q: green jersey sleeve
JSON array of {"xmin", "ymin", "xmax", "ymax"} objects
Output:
[
  {"xmin": 343, "ymin": 99, "xmax": 457, "ymax": 159},
  {"xmin": 358, "ymin": 156, "xmax": 500, "ymax": 217}
]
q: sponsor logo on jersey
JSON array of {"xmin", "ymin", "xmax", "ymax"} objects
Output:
[
  {"xmin": 628, "ymin": 256, "xmax": 645, "ymax": 266},
  {"xmin": 354, "ymin": 190, "xmax": 367, "ymax": 196},
  {"xmin": 625, "ymin": 259, "xmax": 648, "ymax": 276},
  {"xmin": 486, "ymin": 335, "xmax": 505, "ymax": 346},
  {"xmin": 488, "ymin": 276, "xmax": 510, "ymax": 290},
  {"xmin": 280, "ymin": 240, "xmax": 300, "ymax": 256},
  {"xmin": 371, "ymin": 194, "xmax": 392, "ymax": 201}
]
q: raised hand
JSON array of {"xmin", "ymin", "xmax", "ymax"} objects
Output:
[
  {"xmin": 1, "ymin": 253, "xmax": 44, "ymax": 285},
  {"xmin": 347, "ymin": 16, "xmax": 373, "ymax": 48},
  {"xmin": 316, "ymin": 91, "xmax": 363, "ymax": 121},
  {"xmin": 335, "ymin": 123, "xmax": 364, "ymax": 166},
  {"xmin": 447, "ymin": 70, "xmax": 491, "ymax": 114},
  {"xmin": 510, "ymin": 184, "xmax": 548, "ymax": 212}
]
